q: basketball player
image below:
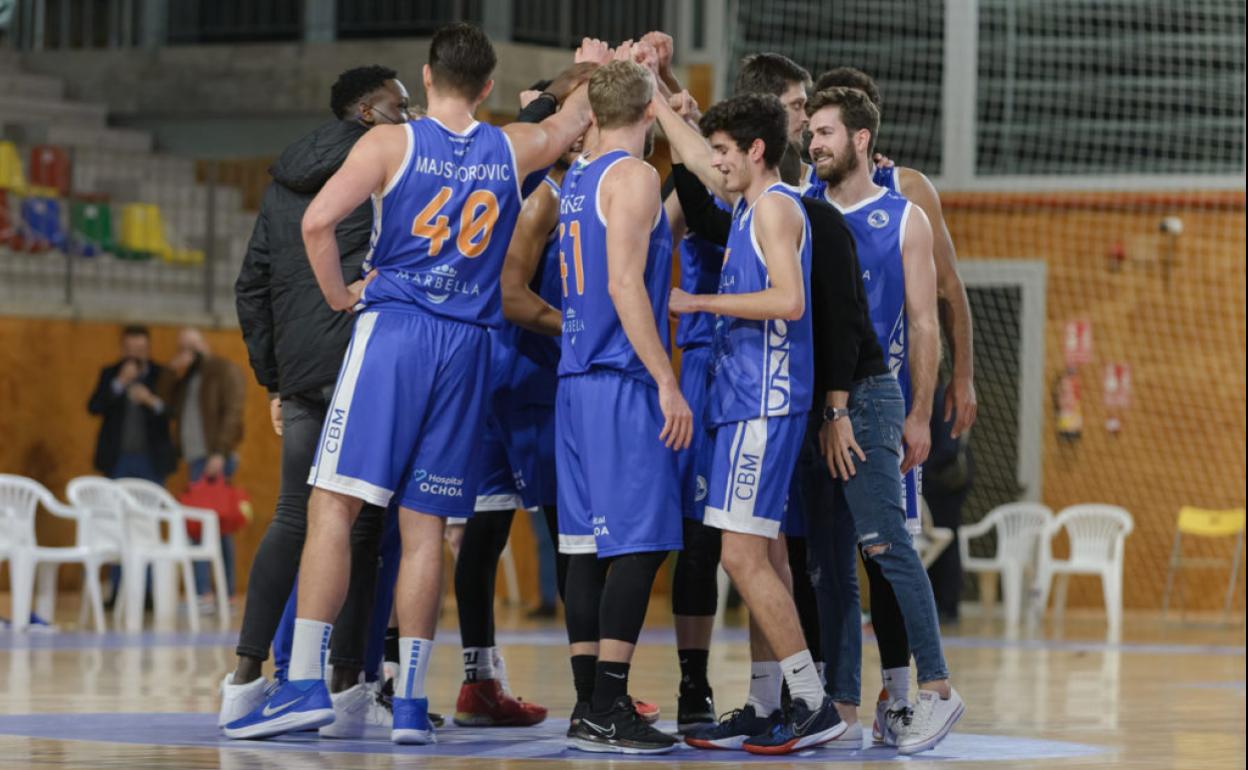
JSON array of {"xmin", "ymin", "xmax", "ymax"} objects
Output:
[
  {"xmin": 805, "ymin": 86, "xmax": 964, "ymax": 755},
  {"xmin": 223, "ymin": 24, "xmax": 599, "ymax": 743},
  {"xmin": 655, "ymin": 91, "xmax": 846, "ymax": 755},
  {"xmin": 554, "ymin": 57, "xmax": 688, "ymax": 754}
]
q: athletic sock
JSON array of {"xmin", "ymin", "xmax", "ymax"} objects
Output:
[
  {"xmin": 591, "ymin": 660, "xmax": 630, "ymax": 713},
  {"xmin": 571, "ymin": 654, "xmax": 597, "ymax": 705},
  {"xmin": 288, "ymin": 619, "xmax": 331, "ymax": 682},
  {"xmin": 746, "ymin": 661, "xmax": 783, "ymax": 715},
  {"xmin": 780, "ymin": 650, "xmax": 825, "ymax": 709},
  {"xmin": 882, "ymin": 666, "xmax": 910, "ymax": 704},
  {"xmin": 398, "ymin": 637, "xmax": 434, "ymax": 699},
  {"xmin": 384, "ymin": 627, "xmax": 400, "ymax": 673},
  {"xmin": 678, "ymin": 648, "xmax": 710, "ymax": 691},
  {"xmin": 490, "ymin": 647, "xmax": 511, "ymax": 693},
  {"xmin": 462, "ymin": 646, "xmax": 495, "ymax": 683}
]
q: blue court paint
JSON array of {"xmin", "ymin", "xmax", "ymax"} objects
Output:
[
  {"xmin": 2, "ymin": 628, "xmax": 1244, "ymax": 658},
  {"xmin": 0, "ymin": 712, "xmax": 1108, "ymax": 763}
]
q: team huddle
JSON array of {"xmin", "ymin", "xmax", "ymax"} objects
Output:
[{"xmin": 220, "ymin": 22, "xmax": 977, "ymax": 758}]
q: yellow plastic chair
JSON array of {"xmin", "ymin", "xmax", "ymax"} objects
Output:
[
  {"xmin": 1161, "ymin": 506, "xmax": 1245, "ymax": 622},
  {"xmin": 0, "ymin": 141, "xmax": 27, "ymax": 193}
]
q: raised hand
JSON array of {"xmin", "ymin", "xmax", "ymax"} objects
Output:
[
  {"xmin": 575, "ymin": 37, "xmax": 611, "ymax": 66},
  {"xmin": 641, "ymin": 31, "xmax": 674, "ymax": 74}
]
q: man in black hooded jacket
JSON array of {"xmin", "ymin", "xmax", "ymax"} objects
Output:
[{"xmin": 222, "ymin": 65, "xmax": 411, "ymax": 734}]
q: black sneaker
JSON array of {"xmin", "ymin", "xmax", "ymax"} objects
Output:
[
  {"xmin": 570, "ymin": 696, "xmax": 677, "ymax": 754},
  {"xmin": 677, "ymin": 683, "xmax": 717, "ymax": 733},
  {"xmin": 743, "ymin": 697, "xmax": 846, "ymax": 755},
  {"xmin": 684, "ymin": 704, "xmax": 781, "ymax": 750},
  {"xmin": 567, "ymin": 700, "xmax": 589, "ymax": 738}
]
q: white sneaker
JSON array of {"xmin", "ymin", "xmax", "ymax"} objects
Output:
[
  {"xmin": 319, "ymin": 683, "xmax": 373, "ymax": 739},
  {"xmin": 218, "ymin": 674, "xmax": 272, "ymax": 728},
  {"xmin": 896, "ymin": 688, "xmax": 964, "ymax": 755},
  {"xmin": 824, "ymin": 720, "xmax": 864, "ymax": 750},
  {"xmin": 366, "ymin": 680, "xmax": 392, "ymax": 728},
  {"xmin": 872, "ymin": 695, "xmax": 901, "ymax": 746}
]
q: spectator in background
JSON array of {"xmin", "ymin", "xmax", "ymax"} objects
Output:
[
  {"xmin": 169, "ymin": 327, "xmax": 247, "ymax": 602},
  {"xmin": 87, "ymin": 324, "xmax": 176, "ymax": 606},
  {"xmin": 922, "ymin": 381, "xmax": 976, "ymax": 623}
]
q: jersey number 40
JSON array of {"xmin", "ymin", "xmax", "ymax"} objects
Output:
[{"xmin": 411, "ymin": 186, "xmax": 499, "ymax": 258}]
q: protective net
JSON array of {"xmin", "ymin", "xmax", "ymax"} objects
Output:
[{"xmin": 729, "ymin": 0, "xmax": 1246, "ymax": 613}]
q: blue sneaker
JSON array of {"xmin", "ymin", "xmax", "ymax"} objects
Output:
[
  {"xmin": 684, "ymin": 705, "xmax": 781, "ymax": 750},
  {"xmin": 222, "ymin": 679, "xmax": 335, "ymax": 740},
  {"xmin": 392, "ymin": 696, "xmax": 436, "ymax": 745},
  {"xmin": 743, "ymin": 697, "xmax": 846, "ymax": 755}
]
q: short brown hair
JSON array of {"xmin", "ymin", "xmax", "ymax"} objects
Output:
[
  {"xmin": 735, "ymin": 53, "xmax": 811, "ymax": 97},
  {"xmin": 428, "ymin": 23, "xmax": 496, "ymax": 101},
  {"xmin": 588, "ymin": 60, "xmax": 654, "ymax": 130},
  {"xmin": 807, "ymin": 86, "xmax": 880, "ymax": 153},
  {"xmin": 814, "ymin": 67, "xmax": 882, "ymax": 110}
]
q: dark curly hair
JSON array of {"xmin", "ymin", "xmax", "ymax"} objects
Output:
[
  {"xmin": 330, "ymin": 65, "xmax": 398, "ymax": 119},
  {"xmin": 699, "ymin": 92, "xmax": 789, "ymax": 169},
  {"xmin": 814, "ymin": 67, "xmax": 883, "ymax": 110}
]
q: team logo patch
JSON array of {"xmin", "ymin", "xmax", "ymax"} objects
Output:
[
  {"xmin": 868, "ymin": 209, "xmax": 890, "ymax": 228},
  {"xmin": 410, "ymin": 468, "xmax": 428, "ymax": 482},
  {"xmin": 695, "ymin": 475, "xmax": 708, "ymax": 502}
]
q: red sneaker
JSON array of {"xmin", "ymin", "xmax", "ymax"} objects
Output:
[
  {"xmin": 453, "ymin": 679, "xmax": 548, "ymax": 727},
  {"xmin": 632, "ymin": 696, "xmax": 661, "ymax": 724}
]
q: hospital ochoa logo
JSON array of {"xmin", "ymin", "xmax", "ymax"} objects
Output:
[{"xmin": 410, "ymin": 468, "xmax": 464, "ymax": 498}]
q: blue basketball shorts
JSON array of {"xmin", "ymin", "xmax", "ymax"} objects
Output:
[
  {"xmin": 676, "ymin": 345, "xmax": 715, "ymax": 521},
  {"xmin": 703, "ymin": 414, "xmax": 807, "ymax": 539},
  {"xmin": 555, "ymin": 370, "xmax": 682, "ymax": 558},
  {"xmin": 308, "ymin": 310, "xmax": 489, "ymax": 518}
]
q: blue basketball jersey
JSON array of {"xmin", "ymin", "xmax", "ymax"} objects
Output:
[
  {"xmin": 675, "ymin": 196, "xmax": 729, "ymax": 349},
  {"xmin": 824, "ymin": 186, "xmax": 914, "ymax": 407},
  {"xmin": 510, "ymin": 175, "xmax": 564, "ymax": 403},
  {"xmin": 708, "ymin": 183, "xmax": 814, "ymax": 426},
  {"xmin": 803, "ymin": 163, "xmax": 900, "ymax": 200},
  {"xmin": 360, "ymin": 117, "xmax": 522, "ymax": 327},
  {"xmin": 556, "ymin": 151, "xmax": 673, "ymax": 383}
]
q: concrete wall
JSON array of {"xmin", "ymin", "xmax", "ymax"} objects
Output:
[{"xmin": 20, "ymin": 39, "xmax": 586, "ymax": 157}]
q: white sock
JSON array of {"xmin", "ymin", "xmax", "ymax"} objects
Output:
[
  {"xmin": 463, "ymin": 646, "xmax": 495, "ymax": 683},
  {"xmin": 490, "ymin": 647, "xmax": 511, "ymax": 693},
  {"xmin": 882, "ymin": 667, "xmax": 910, "ymax": 704},
  {"xmin": 399, "ymin": 637, "xmax": 434, "ymax": 700},
  {"xmin": 781, "ymin": 650, "xmax": 825, "ymax": 709},
  {"xmin": 288, "ymin": 619, "xmax": 332, "ymax": 682},
  {"xmin": 746, "ymin": 661, "xmax": 783, "ymax": 715}
]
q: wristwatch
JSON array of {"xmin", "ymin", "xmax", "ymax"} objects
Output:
[{"xmin": 823, "ymin": 406, "xmax": 849, "ymax": 423}]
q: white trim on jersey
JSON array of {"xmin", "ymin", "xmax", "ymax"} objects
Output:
[
  {"xmin": 474, "ymin": 493, "xmax": 523, "ymax": 512},
  {"xmin": 593, "ymin": 155, "xmax": 630, "ymax": 228},
  {"xmin": 500, "ymin": 130, "xmax": 524, "ymax": 202},
  {"xmin": 448, "ymin": 517, "xmax": 468, "ymax": 526},
  {"xmin": 381, "ymin": 123, "xmax": 415, "ymax": 198},
  {"xmin": 823, "ymin": 184, "xmax": 888, "ymax": 214},
  {"xmin": 558, "ymin": 533, "xmax": 597, "ymax": 555},
  {"xmin": 704, "ymin": 419, "xmax": 782, "ymax": 539},
  {"xmin": 307, "ymin": 312, "xmax": 394, "ymax": 507},
  {"xmin": 898, "ymin": 200, "xmax": 913, "ymax": 258}
]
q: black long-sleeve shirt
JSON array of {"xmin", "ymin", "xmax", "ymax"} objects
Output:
[{"xmin": 671, "ymin": 164, "xmax": 886, "ymax": 401}]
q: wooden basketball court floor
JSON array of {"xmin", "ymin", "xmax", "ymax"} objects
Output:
[{"xmin": 0, "ymin": 603, "xmax": 1243, "ymax": 770}]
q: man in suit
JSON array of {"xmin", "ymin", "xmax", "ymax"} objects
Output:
[{"xmin": 87, "ymin": 324, "xmax": 176, "ymax": 605}]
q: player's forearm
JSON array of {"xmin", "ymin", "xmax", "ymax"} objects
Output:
[
  {"xmin": 908, "ymin": 314, "xmax": 940, "ymax": 420},
  {"xmin": 303, "ymin": 223, "xmax": 351, "ymax": 311},
  {"xmin": 938, "ymin": 275, "xmax": 975, "ymax": 385},
  {"xmin": 825, "ymin": 390, "xmax": 849, "ymax": 409},
  {"xmin": 653, "ymin": 99, "xmax": 724, "ymax": 201},
  {"xmin": 503, "ymin": 285, "xmax": 561, "ymax": 336},
  {"xmin": 610, "ymin": 281, "xmax": 678, "ymax": 389},
  {"xmin": 689, "ymin": 286, "xmax": 803, "ymax": 321}
]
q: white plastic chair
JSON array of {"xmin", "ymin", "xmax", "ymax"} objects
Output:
[
  {"xmin": 960, "ymin": 502, "xmax": 1054, "ymax": 636},
  {"xmin": 1031, "ymin": 504, "xmax": 1134, "ymax": 640},
  {"xmin": 0, "ymin": 474, "xmax": 115, "ymax": 632},
  {"xmin": 67, "ymin": 477, "xmax": 199, "ymax": 632},
  {"xmin": 116, "ymin": 477, "xmax": 230, "ymax": 624}
]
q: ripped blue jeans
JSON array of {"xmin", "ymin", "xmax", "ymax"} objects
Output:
[{"xmin": 804, "ymin": 374, "xmax": 948, "ymax": 704}]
